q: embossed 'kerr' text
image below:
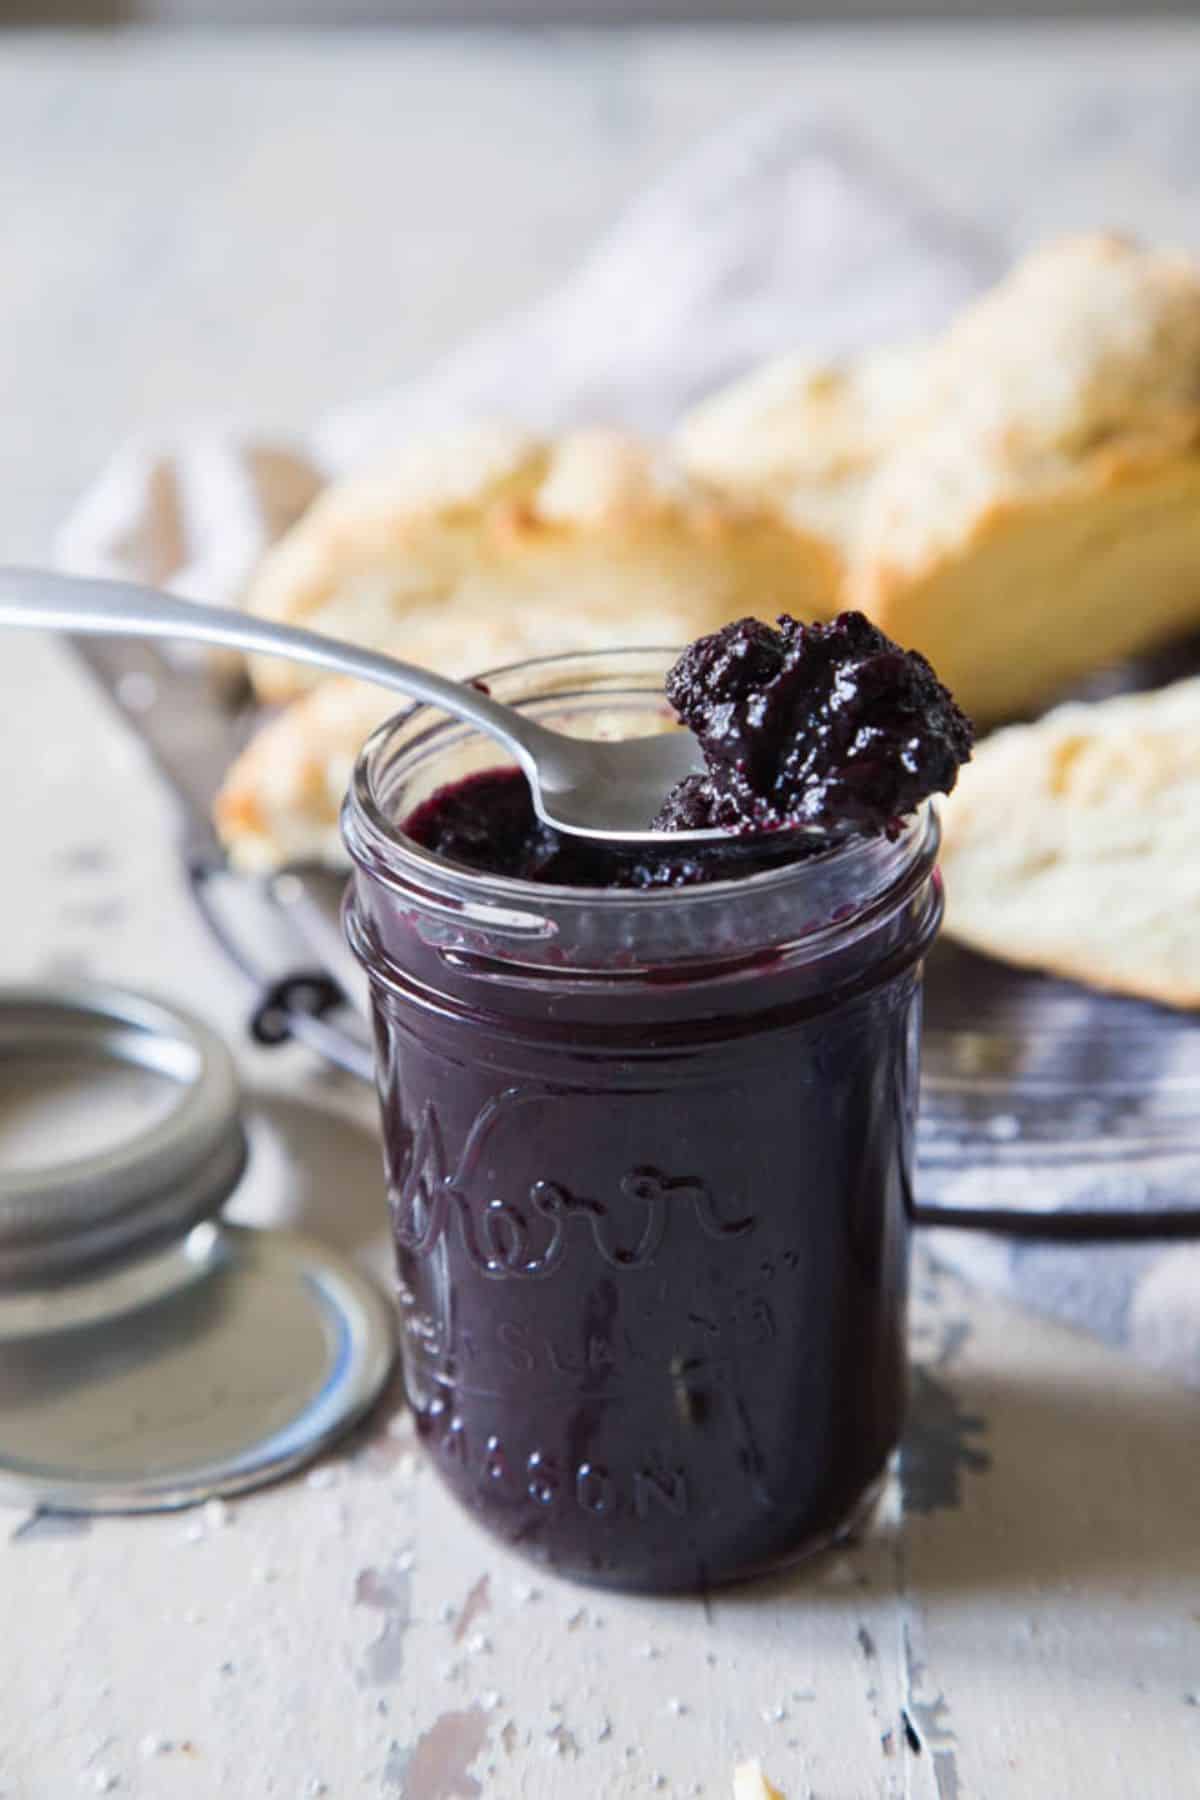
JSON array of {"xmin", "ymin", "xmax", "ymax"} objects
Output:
[{"xmin": 388, "ymin": 1091, "xmax": 755, "ymax": 1280}]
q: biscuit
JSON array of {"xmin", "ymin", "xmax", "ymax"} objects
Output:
[
  {"xmin": 852, "ymin": 236, "xmax": 1200, "ymax": 722},
  {"xmin": 939, "ymin": 674, "xmax": 1200, "ymax": 1008},
  {"xmin": 676, "ymin": 341, "xmax": 927, "ymax": 564},
  {"xmin": 242, "ymin": 423, "xmax": 838, "ymax": 703}
]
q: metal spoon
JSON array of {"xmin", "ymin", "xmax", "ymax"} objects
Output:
[{"xmin": 0, "ymin": 567, "xmax": 711, "ymax": 845}]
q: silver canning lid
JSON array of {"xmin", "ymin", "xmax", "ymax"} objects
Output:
[
  {"xmin": 0, "ymin": 982, "xmax": 395, "ymax": 1511},
  {"xmin": 0, "ymin": 1221, "xmax": 396, "ymax": 1512},
  {"xmin": 0, "ymin": 984, "xmax": 246, "ymax": 1287}
]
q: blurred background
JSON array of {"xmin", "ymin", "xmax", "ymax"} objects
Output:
[
  {"xmin": 4, "ymin": 8, "xmax": 1200, "ymax": 561},
  {"xmin": 1, "ymin": 1, "xmax": 1195, "ymax": 20}
]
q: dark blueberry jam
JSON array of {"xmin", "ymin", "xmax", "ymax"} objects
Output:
[
  {"xmin": 656, "ymin": 611, "xmax": 973, "ymax": 836},
  {"xmin": 370, "ymin": 941, "xmax": 925, "ymax": 1592},
  {"xmin": 404, "ymin": 767, "xmax": 812, "ymax": 890},
  {"xmin": 405, "ymin": 613, "xmax": 972, "ymax": 888},
  {"xmin": 346, "ymin": 624, "xmax": 963, "ymax": 1590}
]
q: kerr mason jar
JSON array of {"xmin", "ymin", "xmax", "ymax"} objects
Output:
[{"xmin": 343, "ymin": 649, "xmax": 942, "ymax": 1593}]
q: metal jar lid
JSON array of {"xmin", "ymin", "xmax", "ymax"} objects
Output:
[
  {"xmin": 0, "ymin": 984, "xmax": 247, "ymax": 1287},
  {"xmin": 0, "ymin": 982, "xmax": 395, "ymax": 1512}
]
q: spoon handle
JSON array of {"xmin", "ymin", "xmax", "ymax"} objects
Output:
[{"xmin": 0, "ymin": 566, "xmax": 558, "ymax": 778}]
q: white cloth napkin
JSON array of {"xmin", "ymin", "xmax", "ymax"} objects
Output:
[{"xmin": 55, "ymin": 103, "xmax": 1200, "ymax": 1392}]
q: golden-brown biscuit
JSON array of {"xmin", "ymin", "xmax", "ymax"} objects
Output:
[
  {"xmin": 676, "ymin": 341, "xmax": 928, "ymax": 568},
  {"xmin": 221, "ymin": 235, "xmax": 1200, "ymax": 871},
  {"xmin": 242, "ymin": 423, "xmax": 839, "ymax": 704},
  {"xmin": 215, "ymin": 678, "xmax": 398, "ymax": 872},
  {"xmin": 850, "ymin": 235, "xmax": 1200, "ymax": 722},
  {"xmin": 939, "ymin": 674, "xmax": 1200, "ymax": 1008}
]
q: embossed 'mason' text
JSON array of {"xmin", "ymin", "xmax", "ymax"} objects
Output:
[{"xmin": 428, "ymin": 1405, "xmax": 689, "ymax": 1519}]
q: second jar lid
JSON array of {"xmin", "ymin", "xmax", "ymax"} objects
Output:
[{"xmin": 0, "ymin": 982, "xmax": 395, "ymax": 1512}]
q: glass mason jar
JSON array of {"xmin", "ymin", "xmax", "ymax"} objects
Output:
[{"xmin": 343, "ymin": 649, "xmax": 942, "ymax": 1594}]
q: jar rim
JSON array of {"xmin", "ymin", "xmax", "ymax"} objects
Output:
[{"xmin": 342, "ymin": 645, "xmax": 937, "ymax": 920}]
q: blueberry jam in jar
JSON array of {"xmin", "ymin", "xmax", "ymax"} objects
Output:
[{"xmin": 343, "ymin": 646, "xmax": 949, "ymax": 1592}]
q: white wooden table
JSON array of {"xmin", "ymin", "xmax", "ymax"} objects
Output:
[{"xmin": 3, "ymin": 26, "xmax": 1200, "ymax": 1799}]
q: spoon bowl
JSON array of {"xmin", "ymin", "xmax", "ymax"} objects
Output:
[{"xmin": 526, "ymin": 726, "xmax": 705, "ymax": 841}]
